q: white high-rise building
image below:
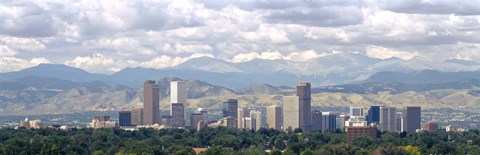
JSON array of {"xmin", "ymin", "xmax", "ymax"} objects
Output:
[
  {"xmin": 350, "ymin": 107, "xmax": 364, "ymax": 117},
  {"xmin": 283, "ymin": 96, "xmax": 299, "ymax": 131},
  {"xmin": 171, "ymin": 81, "xmax": 187, "ymax": 105},
  {"xmin": 170, "ymin": 81, "xmax": 187, "ymax": 128}
]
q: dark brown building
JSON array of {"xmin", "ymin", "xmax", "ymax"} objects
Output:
[
  {"xmin": 347, "ymin": 126, "xmax": 377, "ymax": 142},
  {"xmin": 297, "ymin": 82, "xmax": 312, "ymax": 131},
  {"xmin": 143, "ymin": 80, "xmax": 160, "ymax": 125}
]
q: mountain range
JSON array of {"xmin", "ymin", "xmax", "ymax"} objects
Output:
[
  {"xmin": 2, "ymin": 53, "xmax": 480, "ymax": 88},
  {"xmin": 2, "ymin": 53, "xmax": 480, "ymax": 114}
]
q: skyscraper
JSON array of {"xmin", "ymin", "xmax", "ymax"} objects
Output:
[
  {"xmin": 321, "ymin": 112, "xmax": 337, "ymax": 131},
  {"xmin": 171, "ymin": 103, "xmax": 185, "ymax": 128},
  {"xmin": 283, "ymin": 96, "xmax": 299, "ymax": 131},
  {"xmin": 250, "ymin": 110, "xmax": 262, "ymax": 131},
  {"xmin": 190, "ymin": 113, "xmax": 204, "ymax": 130},
  {"xmin": 238, "ymin": 107, "xmax": 252, "ymax": 129},
  {"xmin": 297, "ymin": 82, "xmax": 312, "ymax": 131},
  {"xmin": 379, "ymin": 107, "xmax": 396, "ymax": 132},
  {"xmin": 170, "ymin": 81, "xmax": 187, "ymax": 110},
  {"xmin": 223, "ymin": 99, "xmax": 238, "ymax": 128},
  {"xmin": 350, "ymin": 107, "xmax": 364, "ymax": 117},
  {"xmin": 131, "ymin": 108, "xmax": 143, "ymax": 125},
  {"xmin": 119, "ymin": 111, "xmax": 132, "ymax": 126},
  {"xmin": 311, "ymin": 110, "xmax": 322, "ymax": 131},
  {"xmin": 267, "ymin": 105, "xmax": 282, "ymax": 130},
  {"xmin": 170, "ymin": 81, "xmax": 186, "ymax": 128},
  {"xmin": 367, "ymin": 106, "xmax": 381, "ymax": 125},
  {"xmin": 403, "ymin": 106, "xmax": 421, "ymax": 132},
  {"xmin": 143, "ymin": 80, "xmax": 160, "ymax": 125},
  {"xmin": 190, "ymin": 108, "xmax": 208, "ymax": 130}
]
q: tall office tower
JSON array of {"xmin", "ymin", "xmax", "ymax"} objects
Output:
[
  {"xmin": 321, "ymin": 112, "xmax": 337, "ymax": 131},
  {"xmin": 250, "ymin": 110, "xmax": 262, "ymax": 131},
  {"xmin": 403, "ymin": 106, "xmax": 421, "ymax": 132},
  {"xmin": 170, "ymin": 81, "xmax": 187, "ymax": 104},
  {"xmin": 367, "ymin": 106, "xmax": 381, "ymax": 124},
  {"xmin": 143, "ymin": 80, "xmax": 160, "ymax": 125},
  {"xmin": 395, "ymin": 112, "xmax": 403, "ymax": 131},
  {"xmin": 244, "ymin": 117, "xmax": 253, "ymax": 130},
  {"xmin": 119, "ymin": 111, "xmax": 132, "ymax": 126},
  {"xmin": 223, "ymin": 99, "xmax": 238, "ymax": 128},
  {"xmin": 238, "ymin": 107, "xmax": 250, "ymax": 129},
  {"xmin": 350, "ymin": 107, "xmax": 364, "ymax": 117},
  {"xmin": 339, "ymin": 115, "xmax": 351, "ymax": 130},
  {"xmin": 171, "ymin": 103, "xmax": 185, "ymax": 128},
  {"xmin": 311, "ymin": 110, "xmax": 322, "ymax": 131},
  {"xmin": 199, "ymin": 109, "xmax": 208, "ymax": 121},
  {"xmin": 170, "ymin": 81, "xmax": 186, "ymax": 128},
  {"xmin": 267, "ymin": 105, "xmax": 282, "ymax": 130},
  {"xmin": 379, "ymin": 107, "xmax": 396, "ymax": 132},
  {"xmin": 190, "ymin": 113, "xmax": 204, "ymax": 130},
  {"xmin": 297, "ymin": 82, "xmax": 312, "ymax": 131},
  {"xmin": 283, "ymin": 96, "xmax": 300, "ymax": 131},
  {"xmin": 131, "ymin": 108, "xmax": 143, "ymax": 125}
]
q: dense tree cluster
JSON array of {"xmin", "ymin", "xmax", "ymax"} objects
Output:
[{"xmin": 0, "ymin": 127, "xmax": 479, "ymax": 155}]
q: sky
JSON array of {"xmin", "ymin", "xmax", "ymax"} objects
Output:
[{"xmin": 1, "ymin": 0, "xmax": 480, "ymax": 73}]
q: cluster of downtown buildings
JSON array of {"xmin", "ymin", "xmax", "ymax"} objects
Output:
[{"xmin": 88, "ymin": 80, "xmax": 447, "ymax": 141}]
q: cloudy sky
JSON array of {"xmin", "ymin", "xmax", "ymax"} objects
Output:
[{"xmin": 1, "ymin": 0, "xmax": 480, "ymax": 73}]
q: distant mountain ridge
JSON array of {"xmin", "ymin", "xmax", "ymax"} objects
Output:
[{"xmin": 2, "ymin": 53, "xmax": 480, "ymax": 88}]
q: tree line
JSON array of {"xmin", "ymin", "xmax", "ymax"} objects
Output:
[{"xmin": 0, "ymin": 127, "xmax": 479, "ymax": 155}]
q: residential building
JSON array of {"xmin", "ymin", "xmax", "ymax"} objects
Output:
[
  {"xmin": 347, "ymin": 126, "xmax": 377, "ymax": 142},
  {"xmin": 423, "ymin": 122, "xmax": 439, "ymax": 132}
]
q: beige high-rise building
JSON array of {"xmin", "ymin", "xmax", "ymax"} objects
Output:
[
  {"xmin": 131, "ymin": 108, "xmax": 143, "ymax": 125},
  {"xmin": 238, "ymin": 107, "xmax": 253, "ymax": 129},
  {"xmin": 267, "ymin": 105, "xmax": 282, "ymax": 130},
  {"xmin": 143, "ymin": 80, "xmax": 160, "ymax": 125},
  {"xmin": 250, "ymin": 110, "xmax": 262, "ymax": 131},
  {"xmin": 379, "ymin": 107, "xmax": 396, "ymax": 132},
  {"xmin": 297, "ymin": 82, "xmax": 312, "ymax": 131},
  {"xmin": 283, "ymin": 96, "xmax": 299, "ymax": 131}
]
